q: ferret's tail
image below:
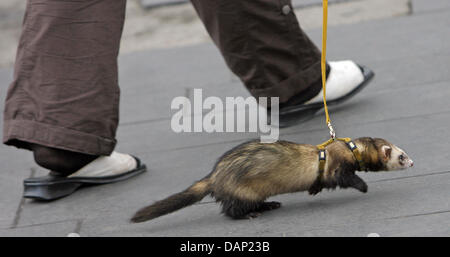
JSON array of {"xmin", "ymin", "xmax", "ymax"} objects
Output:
[{"xmin": 131, "ymin": 178, "xmax": 212, "ymax": 223}]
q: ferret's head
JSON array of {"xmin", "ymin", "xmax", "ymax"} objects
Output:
[{"xmin": 356, "ymin": 137, "xmax": 414, "ymax": 171}]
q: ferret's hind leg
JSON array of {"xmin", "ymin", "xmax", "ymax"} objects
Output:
[
  {"xmin": 221, "ymin": 199, "xmax": 281, "ymax": 219},
  {"xmin": 246, "ymin": 201, "xmax": 282, "ymax": 218},
  {"xmin": 256, "ymin": 201, "xmax": 282, "ymax": 212},
  {"xmin": 220, "ymin": 198, "xmax": 262, "ymax": 219}
]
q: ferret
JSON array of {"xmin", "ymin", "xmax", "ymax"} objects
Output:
[{"xmin": 131, "ymin": 137, "xmax": 413, "ymax": 222}]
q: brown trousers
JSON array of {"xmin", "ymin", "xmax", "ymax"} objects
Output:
[{"xmin": 3, "ymin": 0, "xmax": 322, "ymax": 156}]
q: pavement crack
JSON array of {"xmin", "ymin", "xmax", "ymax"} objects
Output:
[
  {"xmin": 10, "ymin": 197, "xmax": 26, "ymax": 229},
  {"xmin": 10, "ymin": 219, "xmax": 79, "ymax": 230},
  {"xmin": 387, "ymin": 210, "xmax": 450, "ymax": 220},
  {"xmin": 10, "ymin": 168, "xmax": 36, "ymax": 229},
  {"xmin": 292, "ymin": 0, "xmax": 362, "ymax": 9},
  {"xmin": 160, "ymin": 138, "xmax": 246, "ymax": 153},
  {"xmin": 120, "ymin": 117, "xmax": 170, "ymax": 127},
  {"xmin": 368, "ymin": 170, "xmax": 450, "ymax": 184},
  {"xmin": 74, "ymin": 219, "xmax": 83, "ymax": 234}
]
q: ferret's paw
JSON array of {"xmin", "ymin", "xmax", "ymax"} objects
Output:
[
  {"xmin": 354, "ymin": 182, "xmax": 368, "ymax": 193},
  {"xmin": 308, "ymin": 187, "xmax": 322, "ymax": 195},
  {"xmin": 258, "ymin": 201, "xmax": 282, "ymax": 211},
  {"xmin": 349, "ymin": 174, "xmax": 368, "ymax": 193}
]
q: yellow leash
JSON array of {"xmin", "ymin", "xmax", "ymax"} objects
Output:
[
  {"xmin": 320, "ymin": 0, "xmax": 336, "ymax": 142},
  {"xmin": 317, "ymin": 0, "xmax": 336, "ymax": 149},
  {"xmin": 321, "ymin": 0, "xmax": 330, "ymax": 128},
  {"xmin": 316, "ymin": 0, "xmax": 365, "ymax": 172}
]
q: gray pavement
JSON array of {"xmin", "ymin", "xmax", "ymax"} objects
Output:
[{"xmin": 0, "ymin": 0, "xmax": 449, "ymax": 236}]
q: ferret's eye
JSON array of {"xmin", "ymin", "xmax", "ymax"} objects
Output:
[{"xmin": 399, "ymin": 155, "xmax": 404, "ymax": 161}]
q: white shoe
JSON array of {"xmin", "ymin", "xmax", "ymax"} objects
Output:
[
  {"xmin": 306, "ymin": 60, "xmax": 365, "ymax": 104},
  {"xmin": 23, "ymin": 152, "xmax": 146, "ymax": 200},
  {"xmin": 68, "ymin": 152, "xmax": 137, "ymax": 178}
]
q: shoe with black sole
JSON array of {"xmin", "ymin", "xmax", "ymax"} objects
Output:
[
  {"xmin": 23, "ymin": 153, "xmax": 147, "ymax": 201},
  {"xmin": 273, "ymin": 61, "xmax": 375, "ymax": 128}
]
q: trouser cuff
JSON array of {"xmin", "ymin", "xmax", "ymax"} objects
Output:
[{"xmin": 3, "ymin": 120, "xmax": 116, "ymax": 156}]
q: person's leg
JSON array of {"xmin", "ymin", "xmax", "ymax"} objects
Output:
[
  {"xmin": 190, "ymin": 0, "xmax": 323, "ymax": 105},
  {"xmin": 3, "ymin": 0, "xmax": 127, "ymax": 174}
]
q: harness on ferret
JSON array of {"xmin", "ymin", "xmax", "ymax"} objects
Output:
[{"xmin": 316, "ymin": 138, "xmax": 366, "ymax": 173}]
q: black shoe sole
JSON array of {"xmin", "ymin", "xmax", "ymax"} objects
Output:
[
  {"xmin": 275, "ymin": 64, "xmax": 375, "ymax": 128},
  {"xmin": 23, "ymin": 156, "xmax": 147, "ymax": 201}
]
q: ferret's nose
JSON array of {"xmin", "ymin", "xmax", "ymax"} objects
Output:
[{"xmin": 410, "ymin": 160, "xmax": 414, "ymax": 167}]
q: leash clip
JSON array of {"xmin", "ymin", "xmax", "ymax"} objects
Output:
[{"xmin": 327, "ymin": 122, "xmax": 336, "ymax": 140}]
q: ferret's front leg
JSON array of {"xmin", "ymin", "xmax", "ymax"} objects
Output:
[{"xmin": 340, "ymin": 173, "xmax": 368, "ymax": 193}]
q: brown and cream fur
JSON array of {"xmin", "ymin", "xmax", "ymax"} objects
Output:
[{"xmin": 131, "ymin": 137, "xmax": 413, "ymax": 222}]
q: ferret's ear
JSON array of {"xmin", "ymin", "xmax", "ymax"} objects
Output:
[{"xmin": 381, "ymin": 145, "xmax": 392, "ymax": 160}]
